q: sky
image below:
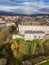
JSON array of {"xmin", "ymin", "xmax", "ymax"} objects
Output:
[{"xmin": 0, "ymin": 0, "xmax": 49, "ymax": 14}]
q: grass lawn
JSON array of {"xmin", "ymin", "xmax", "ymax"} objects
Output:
[
  {"xmin": 14, "ymin": 38, "xmax": 26, "ymax": 44},
  {"xmin": 40, "ymin": 61, "xmax": 49, "ymax": 65}
]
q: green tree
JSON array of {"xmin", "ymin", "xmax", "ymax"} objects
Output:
[
  {"xmin": 25, "ymin": 41, "xmax": 32, "ymax": 55},
  {"xmin": 31, "ymin": 40, "xmax": 45, "ymax": 55},
  {"xmin": 43, "ymin": 40, "xmax": 49, "ymax": 55},
  {"xmin": 16, "ymin": 40, "xmax": 20, "ymax": 53},
  {"xmin": 0, "ymin": 26, "xmax": 17, "ymax": 43}
]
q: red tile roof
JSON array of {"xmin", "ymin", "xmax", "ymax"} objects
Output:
[
  {"xmin": 0, "ymin": 20, "xmax": 5, "ymax": 24},
  {"xmin": 5, "ymin": 20, "xmax": 16, "ymax": 23}
]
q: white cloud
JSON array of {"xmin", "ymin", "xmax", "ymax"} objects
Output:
[
  {"xmin": 0, "ymin": 0, "xmax": 17, "ymax": 5},
  {"xmin": 0, "ymin": 1, "xmax": 49, "ymax": 14}
]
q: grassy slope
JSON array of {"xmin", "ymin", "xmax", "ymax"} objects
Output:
[{"xmin": 40, "ymin": 61, "xmax": 49, "ymax": 65}]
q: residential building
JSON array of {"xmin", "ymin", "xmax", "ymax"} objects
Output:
[
  {"xmin": 5, "ymin": 20, "xmax": 15, "ymax": 26},
  {"xmin": 0, "ymin": 20, "xmax": 6, "ymax": 27}
]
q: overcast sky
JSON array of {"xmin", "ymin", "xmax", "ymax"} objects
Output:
[{"xmin": 0, "ymin": 0, "xmax": 49, "ymax": 14}]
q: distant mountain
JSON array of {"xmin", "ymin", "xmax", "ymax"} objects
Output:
[
  {"xmin": 0, "ymin": 10, "xmax": 49, "ymax": 16},
  {"xmin": 0, "ymin": 10, "xmax": 17, "ymax": 15}
]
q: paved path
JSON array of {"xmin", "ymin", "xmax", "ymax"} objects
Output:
[{"xmin": 35, "ymin": 59, "xmax": 49, "ymax": 65}]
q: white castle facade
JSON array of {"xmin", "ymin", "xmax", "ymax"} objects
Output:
[{"xmin": 18, "ymin": 25, "xmax": 49, "ymax": 40}]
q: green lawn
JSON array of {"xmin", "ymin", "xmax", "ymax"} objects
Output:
[
  {"xmin": 40, "ymin": 61, "xmax": 49, "ymax": 65},
  {"xmin": 14, "ymin": 38, "xmax": 26, "ymax": 44}
]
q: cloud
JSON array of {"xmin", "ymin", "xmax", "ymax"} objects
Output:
[
  {"xmin": 0, "ymin": 0, "xmax": 17, "ymax": 6},
  {"xmin": 0, "ymin": 0, "xmax": 49, "ymax": 14}
]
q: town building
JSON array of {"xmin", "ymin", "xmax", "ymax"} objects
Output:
[
  {"xmin": 5, "ymin": 20, "xmax": 16, "ymax": 26},
  {"xmin": 18, "ymin": 25, "xmax": 49, "ymax": 35},
  {"xmin": 0, "ymin": 20, "xmax": 6, "ymax": 27},
  {"xmin": 24, "ymin": 31, "xmax": 45, "ymax": 40},
  {"xmin": 12, "ymin": 34, "xmax": 23, "ymax": 39},
  {"xmin": 17, "ymin": 25, "xmax": 49, "ymax": 40}
]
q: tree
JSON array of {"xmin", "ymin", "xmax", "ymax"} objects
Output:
[
  {"xmin": 32, "ymin": 40, "xmax": 39, "ymax": 55},
  {"xmin": 0, "ymin": 26, "xmax": 17, "ymax": 43},
  {"xmin": 9, "ymin": 26, "xmax": 16, "ymax": 33},
  {"xmin": 43, "ymin": 40, "xmax": 49, "ymax": 55},
  {"xmin": 31, "ymin": 40, "xmax": 45, "ymax": 55},
  {"xmin": 25, "ymin": 41, "xmax": 32, "ymax": 55},
  {"xmin": 16, "ymin": 40, "xmax": 20, "ymax": 53}
]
